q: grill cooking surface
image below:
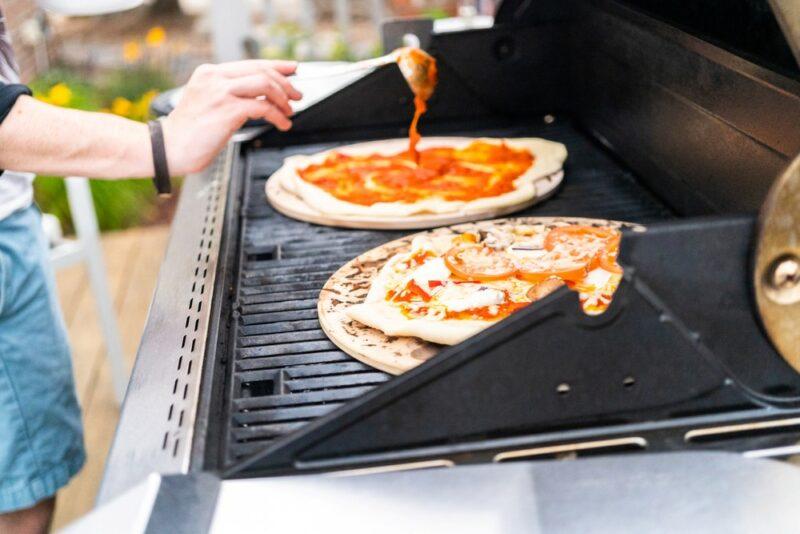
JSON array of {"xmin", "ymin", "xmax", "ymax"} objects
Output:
[{"xmin": 222, "ymin": 118, "xmax": 674, "ymax": 464}]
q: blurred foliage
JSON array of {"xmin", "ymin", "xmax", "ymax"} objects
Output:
[
  {"xmin": 34, "ymin": 178, "xmax": 158, "ymax": 235},
  {"xmin": 329, "ymin": 37, "xmax": 355, "ymax": 62},
  {"xmin": 30, "ymin": 69, "xmax": 102, "ymax": 110},
  {"xmin": 30, "ymin": 27, "xmax": 176, "ymax": 234},
  {"xmin": 101, "ymin": 65, "xmax": 172, "ymax": 103},
  {"xmin": 368, "ymin": 41, "xmax": 385, "ymax": 59},
  {"xmin": 422, "ymin": 7, "xmax": 451, "ymax": 19},
  {"xmin": 259, "ymin": 21, "xmax": 379, "ymax": 61}
]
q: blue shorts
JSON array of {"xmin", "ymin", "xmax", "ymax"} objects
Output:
[{"xmin": 0, "ymin": 205, "xmax": 85, "ymax": 513}]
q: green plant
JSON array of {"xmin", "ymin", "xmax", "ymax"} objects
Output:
[
  {"xmin": 29, "ymin": 69, "xmax": 102, "ymax": 110},
  {"xmin": 31, "ymin": 64, "xmax": 176, "ymax": 234},
  {"xmin": 422, "ymin": 7, "xmax": 451, "ymax": 20},
  {"xmin": 101, "ymin": 65, "xmax": 173, "ymax": 103},
  {"xmin": 34, "ymin": 176, "xmax": 158, "ymax": 234},
  {"xmin": 367, "ymin": 41, "xmax": 384, "ymax": 59},
  {"xmin": 329, "ymin": 36, "xmax": 355, "ymax": 61}
]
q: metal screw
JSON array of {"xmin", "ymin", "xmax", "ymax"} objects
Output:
[
  {"xmin": 772, "ymin": 257, "xmax": 799, "ymax": 288},
  {"xmin": 764, "ymin": 254, "xmax": 800, "ymax": 305}
]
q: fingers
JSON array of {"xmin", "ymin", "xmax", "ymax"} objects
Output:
[
  {"xmin": 187, "ymin": 61, "xmax": 300, "ymax": 133},
  {"xmin": 264, "ymin": 68, "xmax": 302, "ymax": 101},
  {"xmin": 235, "ymin": 98, "xmax": 292, "ymax": 131},
  {"xmin": 227, "ymin": 74, "xmax": 293, "ymax": 115}
]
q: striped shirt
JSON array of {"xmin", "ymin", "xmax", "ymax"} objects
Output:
[{"xmin": 0, "ymin": 4, "xmax": 35, "ymax": 220}]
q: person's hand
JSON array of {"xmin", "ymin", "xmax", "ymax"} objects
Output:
[{"xmin": 161, "ymin": 60, "xmax": 302, "ymax": 175}]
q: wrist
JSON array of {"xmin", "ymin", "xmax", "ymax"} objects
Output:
[{"xmin": 160, "ymin": 114, "xmax": 195, "ymax": 176}]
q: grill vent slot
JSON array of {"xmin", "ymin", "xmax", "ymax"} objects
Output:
[{"xmin": 158, "ymin": 157, "xmax": 226, "ymax": 463}]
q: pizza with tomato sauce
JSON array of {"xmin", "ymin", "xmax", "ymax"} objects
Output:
[
  {"xmin": 274, "ymin": 136, "xmax": 567, "ymax": 219},
  {"xmin": 270, "ymin": 46, "xmax": 566, "ymax": 224},
  {"xmin": 344, "ymin": 222, "xmax": 624, "ymax": 345}
]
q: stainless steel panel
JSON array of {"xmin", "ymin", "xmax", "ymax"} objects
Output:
[
  {"xmin": 210, "ymin": 452, "xmax": 800, "ymax": 534},
  {"xmin": 70, "ymin": 452, "xmax": 800, "ymax": 533},
  {"xmin": 97, "ymin": 144, "xmax": 235, "ymax": 505}
]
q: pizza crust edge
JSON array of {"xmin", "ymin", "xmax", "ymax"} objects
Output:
[{"xmin": 275, "ymin": 137, "xmax": 568, "ymax": 218}]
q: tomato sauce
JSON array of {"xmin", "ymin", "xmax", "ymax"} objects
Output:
[
  {"xmin": 408, "ymin": 95, "xmax": 426, "ymax": 161},
  {"xmin": 388, "ymin": 280, "xmax": 432, "ymax": 303},
  {"xmin": 298, "ymin": 141, "xmax": 535, "ymax": 206},
  {"xmin": 296, "ymin": 48, "xmax": 536, "ymax": 207}
]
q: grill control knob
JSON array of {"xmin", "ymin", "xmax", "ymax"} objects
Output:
[
  {"xmin": 765, "ymin": 255, "xmax": 800, "ymax": 305},
  {"xmin": 756, "ymin": 153, "xmax": 800, "ymax": 372}
]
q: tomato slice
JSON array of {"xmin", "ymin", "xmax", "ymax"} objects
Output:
[
  {"xmin": 444, "ymin": 246, "xmax": 518, "ymax": 281},
  {"xmin": 545, "ymin": 226, "xmax": 622, "ymax": 274},
  {"xmin": 544, "ymin": 225, "xmax": 618, "ymax": 252},
  {"xmin": 597, "ymin": 251, "xmax": 623, "ymax": 274},
  {"xmin": 516, "ymin": 252, "xmax": 589, "ymax": 283}
]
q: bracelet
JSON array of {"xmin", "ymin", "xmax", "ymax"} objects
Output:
[{"xmin": 148, "ymin": 119, "xmax": 172, "ymax": 197}]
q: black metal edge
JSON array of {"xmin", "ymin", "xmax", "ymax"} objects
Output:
[
  {"xmin": 287, "ymin": 408, "xmax": 800, "ymax": 473},
  {"xmin": 222, "ymin": 397, "xmax": 800, "ymax": 478},
  {"xmin": 190, "ymin": 142, "xmax": 246, "ymax": 472}
]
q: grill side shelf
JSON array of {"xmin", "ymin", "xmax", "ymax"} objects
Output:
[{"xmin": 98, "ymin": 146, "xmax": 233, "ymax": 505}]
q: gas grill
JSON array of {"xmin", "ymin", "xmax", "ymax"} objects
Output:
[{"xmin": 98, "ymin": 0, "xmax": 800, "ymax": 515}]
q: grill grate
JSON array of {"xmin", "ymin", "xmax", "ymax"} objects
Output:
[{"xmin": 222, "ymin": 118, "xmax": 674, "ymax": 464}]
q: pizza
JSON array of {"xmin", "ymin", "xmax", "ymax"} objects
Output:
[
  {"xmin": 344, "ymin": 222, "xmax": 624, "ymax": 345},
  {"xmin": 269, "ymin": 47, "xmax": 567, "ymax": 222},
  {"xmin": 274, "ymin": 136, "xmax": 568, "ymax": 218}
]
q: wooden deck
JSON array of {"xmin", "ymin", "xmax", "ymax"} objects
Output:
[{"xmin": 51, "ymin": 225, "xmax": 170, "ymax": 531}]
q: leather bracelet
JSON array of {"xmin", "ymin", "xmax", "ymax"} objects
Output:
[{"xmin": 148, "ymin": 118, "xmax": 172, "ymax": 197}]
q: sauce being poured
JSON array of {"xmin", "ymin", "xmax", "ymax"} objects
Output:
[
  {"xmin": 395, "ymin": 47, "xmax": 438, "ymax": 161},
  {"xmin": 408, "ymin": 95, "xmax": 426, "ymax": 160}
]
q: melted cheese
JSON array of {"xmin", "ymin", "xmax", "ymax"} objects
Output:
[
  {"xmin": 435, "ymin": 283, "xmax": 506, "ymax": 312},
  {"xmin": 411, "ymin": 257, "xmax": 451, "ymax": 295}
]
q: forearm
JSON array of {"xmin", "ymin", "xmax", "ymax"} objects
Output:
[{"xmin": 0, "ymin": 96, "xmax": 154, "ymax": 179}]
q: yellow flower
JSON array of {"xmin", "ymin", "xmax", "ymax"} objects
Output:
[
  {"xmin": 47, "ymin": 83, "xmax": 72, "ymax": 107},
  {"xmin": 145, "ymin": 26, "xmax": 166, "ymax": 48},
  {"xmin": 111, "ymin": 97, "xmax": 133, "ymax": 117},
  {"xmin": 131, "ymin": 90, "xmax": 158, "ymax": 121},
  {"xmin": 123, "ymin": 41, "xmax": 142, "ymax": 63}
]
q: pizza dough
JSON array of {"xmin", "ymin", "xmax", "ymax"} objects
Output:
[
  {"xmin": 318, "ymin": 217, "xmax": 643, "ymax": 374},
  {"xmin": 267, "ymin": 137, "xmax": 567, "ymax": 228}
]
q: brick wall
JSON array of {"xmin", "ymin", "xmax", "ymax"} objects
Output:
[{"xmin": 2, "ymin": 0, "xmax": 42, "ymax": 82}]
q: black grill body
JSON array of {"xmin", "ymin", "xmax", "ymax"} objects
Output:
[{"xmin": 190, "ymin": 0, "xmax": 800, "ymax": 476}]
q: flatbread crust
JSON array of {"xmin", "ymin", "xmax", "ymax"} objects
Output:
[
  {"xmin": 318, "ymin": 217, "xmax": 643, "ymax": 375},
  {"xmin": 272, "ymin": 137, "xmax": 568, "ymax": 218},
  {"xmin": 266, "ymin": 167, "xmax": 563, "ymax": 230}
]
